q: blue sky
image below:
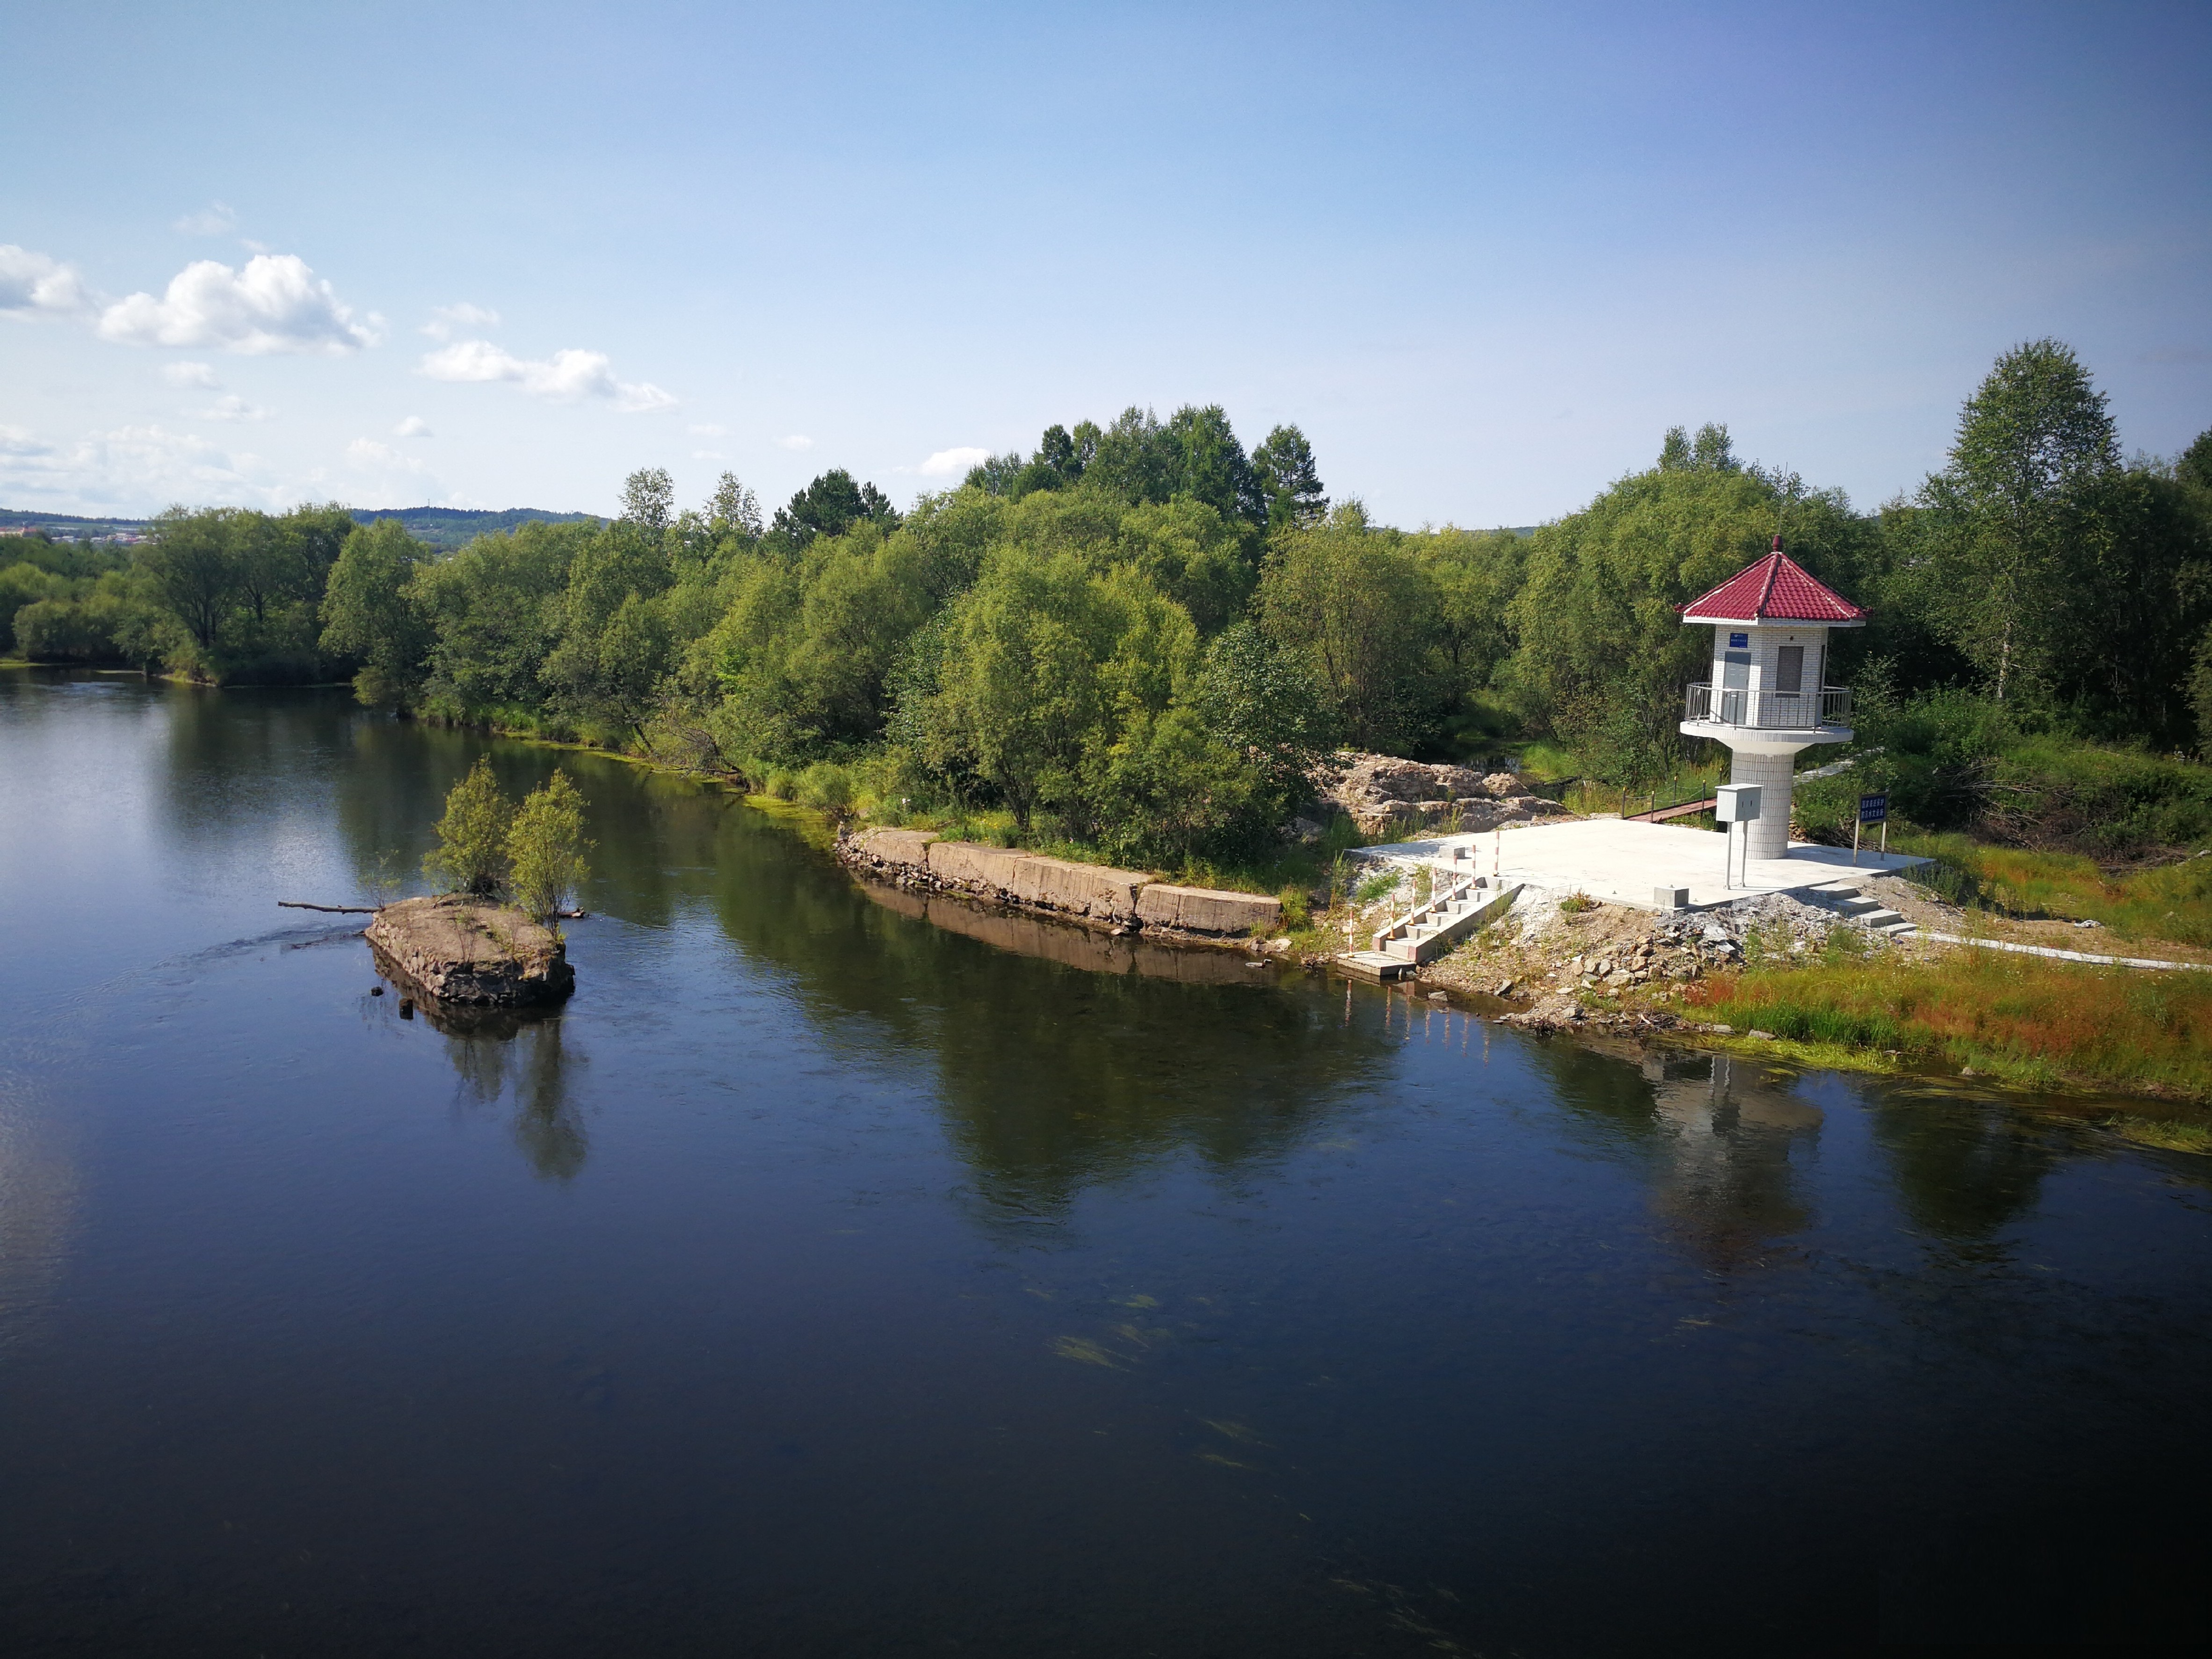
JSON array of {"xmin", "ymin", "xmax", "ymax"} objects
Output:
[{"xmin": 3, "ymin": 0, "xmax": 2206, "ymax": 526}]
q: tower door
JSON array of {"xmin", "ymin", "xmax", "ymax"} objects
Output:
[
  {"xmin": 1775, "ymin": 645, "xmax": 1804, "ymax": 692},
  {"xmin": 1721, "ymin": 652, "xmax": 1750, "ymax": 689}
]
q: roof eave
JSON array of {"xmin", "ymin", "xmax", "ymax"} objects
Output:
[{"xmin": 1682, "ymin": 610, "xmax": 1864, "ymax": 628}]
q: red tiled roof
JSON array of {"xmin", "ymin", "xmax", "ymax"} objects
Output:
[{"xmin": 1679, "ymin": 539, "xmax": 1865, "ymax": 624}]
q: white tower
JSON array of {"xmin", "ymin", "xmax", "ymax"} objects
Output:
[{"xmin": 1678, "ymin": 538, "xmax": 1861, "ymax": 863}]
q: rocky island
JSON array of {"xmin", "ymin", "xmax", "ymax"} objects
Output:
[{"xmin": 365, "ymin": 894, "xmax": 575, "ymax": 1008}]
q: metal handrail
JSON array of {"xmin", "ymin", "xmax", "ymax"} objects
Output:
[{"xmin": 1683, "ymin": 683, "xmax": 1852, "ymax": 730}]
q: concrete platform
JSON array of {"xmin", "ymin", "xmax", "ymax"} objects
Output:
[{"xmin": 1361, "ymin": 818, "xmax": 1927, "ymax": 912}]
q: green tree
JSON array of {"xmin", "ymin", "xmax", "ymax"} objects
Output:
[
  {"xmin": 508, "ymin": 769, "xmax": 592, "ymax": 922},
  {"xmin": 1250, "ymin": 424, "xmax": 1328, "ymax": 529},
  {"xmin": 320, "ymin": 519, "xmax": 432, "ymax": 708},
  {"xmin": 708, "ymin": 471, "xmax": 763, "ymax": 538},
  {"xmin": 1194, "ymin": 620, "xmax": 1337, "ymax": 813},
  {"xmin": 1256, "ymin": 504, "xmax": 1441, "ymax": 752},
  {"xmin": 425, "ymin": 756, "xmax": 513, "ymax": 896},
  {"xmin": 773, "ymin": 470, "xmax": 899, "ymax": 543},
  {"xmin": 1916, "ymin": 340, "xmax": 2120, "ymax": 703},
  {"xmin": 141, "ymin": 507, "xmax": 242, "ymax": 651},
  {"xmin": 621, "ymin": 467, "xmax": 675, "ymax": 538}
]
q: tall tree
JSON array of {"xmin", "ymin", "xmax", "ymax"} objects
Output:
[
  {"xmin": 1250, "ymin": 424, "xmax": 1328, "ymax": 529},
  {"xmin": 141, "ymin": 507, "xmax": 241, "ymax": 650},
  {"xmin": 1917, "ymin": 340, "xmax": 2119, "ymax": 703},
  {"xmin": 621, "ymin": 467, "xmax": 676, "ymax": 538},
  {"xmin": 707, "ymin": 471, "xmax": 762, "ymax": 538},
  {"xmin": 319, "ymin": 519, "xmax": 432, "ymax": 708},
  {"xmin": 1256, "ymin": 504, "xmax": 1442, "ymax": 752},
  {"xmin": 773, "ymin": 469, "xmax": 899, "ymax": 543}
]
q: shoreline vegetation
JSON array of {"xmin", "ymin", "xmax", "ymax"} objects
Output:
[{"xmin": 7, "ymin": 344, "xmax": 2212, "ymax": 1118}]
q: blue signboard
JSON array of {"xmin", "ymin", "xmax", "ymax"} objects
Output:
[
  {"xmin": 1727, "ymin": 631, "xmax": 1748, "ymax": 649},
  {"xmin": 1859, "ymin": 793, "xmax": 1888, "ymax": 824}
]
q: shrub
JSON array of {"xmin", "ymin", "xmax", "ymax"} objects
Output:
[
  {"xmin": 508, "ymin": 770, "xmax": 593, "ymax": 923},
  {"xmin": 425, "ymin": 757, "xmax": 513, "ymax": 896}
]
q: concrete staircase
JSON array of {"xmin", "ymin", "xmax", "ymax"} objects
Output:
[
  {"xmin": 1804, "ymin": 878, "xmax": 1915, "ymax": 937},
  {"xmin": 1374, "ymin": 879, "xmax": 1523, "ymax": 964}
]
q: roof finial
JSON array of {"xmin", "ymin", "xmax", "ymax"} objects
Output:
[{"xmin": 1771, "ymin": 532, "xmax": 1783, "ymax": 552}]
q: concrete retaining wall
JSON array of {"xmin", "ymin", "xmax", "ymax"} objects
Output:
[
  {"xmin": 854, "ymin": 827, "xmax": 939, "ymax": 869},
  {"xmin": 843, "ymin": 831, "xmax": 1277, "ymax": 937},
  {"xmin": 1135, "ymin": 883, "xmax": 1282, "ymax": 935}
]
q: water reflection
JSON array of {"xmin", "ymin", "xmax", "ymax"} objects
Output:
[
  {"xmin": 1648, "ymin": 1055, "xmax": 1822, "ymax": 1264},
  {"xmin": 1868, "ymin": 1088, "xmax": 2059, "ymax": 1245},
  {"xmin": 1528, "ymin": 1042, "xmax": 1823, "ymax": 1265},
  {"xmin": 376, "ymin": 988, "xmax": 587, "ymax": 1182}
]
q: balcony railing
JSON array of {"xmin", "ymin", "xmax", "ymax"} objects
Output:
[{"xmin": 1683, "ymin": 683, "xmax": 1852, "ymax": 730}]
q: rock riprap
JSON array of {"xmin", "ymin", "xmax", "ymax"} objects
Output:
[
  {"xmin": 366, "ymin": 894, "xmax": 575, "ymax": 1006},
  {"xmin": 1313, "ymin": 753, "xmax": 1574, "ymax": 840}
]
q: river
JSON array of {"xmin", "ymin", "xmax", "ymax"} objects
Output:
[{"xmin": 1, "ymin": 670, "xmax": 2206, "ymax": 1655}]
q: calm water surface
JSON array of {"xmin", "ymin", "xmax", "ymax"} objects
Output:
[{"xmin": 1, "ymin": 672, "xmax": 2207, "ymax": 1655}]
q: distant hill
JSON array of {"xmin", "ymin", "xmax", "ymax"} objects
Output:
[
  {"xmin": 1, "ymin": 504, "xmax": 601, "ymax": 552},
  {"xmin": 347, "ymin": 506, "xmax": 603, "ymax": 551}
]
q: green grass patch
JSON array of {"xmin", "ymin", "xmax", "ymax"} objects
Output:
[
  {"xmin": 1887, "ymin": 832, "xmax": 2212, "ymax": 949},
  {"xmin": 1691, "ymin": 950, "xmax": 2212, "ymax": 1101}
]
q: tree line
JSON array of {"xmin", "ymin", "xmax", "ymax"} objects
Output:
[{"xmin": 7, "ymin": 357, "xmax": 2209, "ymax": 860}]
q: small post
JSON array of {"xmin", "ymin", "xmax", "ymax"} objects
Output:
[{"xmin": 1852, "ymin": 816, "xmax": 1861, "ymax": 867}]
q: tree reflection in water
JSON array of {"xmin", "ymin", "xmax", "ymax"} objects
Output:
[
  {"xmin": 399, "ymin": 995, "xmax": 587, "ymax": 1182},
  {"xmin": 1866, "ymin": 1087, "xmax": 2059, "ymax": 1247}
]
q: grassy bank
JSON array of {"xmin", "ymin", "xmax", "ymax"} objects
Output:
[
  {"xmin": 1877, "ymin": 834, "xmax": 2212, "ymax": 949},
  {"xmin": 1685, "ymin": 948, "xmax": 2212, "ymax": 1101}
]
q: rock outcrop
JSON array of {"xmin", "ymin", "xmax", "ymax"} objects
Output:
[
  {"xmin": 1312, "ymin": 752, "xmax": 1574, "ymax": 840},
  {"xmin": 366, "ymin": 895, "xmax": 575, "ymax": 1007}
]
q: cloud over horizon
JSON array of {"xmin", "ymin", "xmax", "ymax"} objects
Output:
[
  {"xmin": 97, "ymin": 254, "xmax": 378, "ymax": 354},
  {"xmin": 419, "ymin": 339, "xmax": 674, "ymax": 411},
  {"xmin": 908, "ymin": 445, "xmax": 989, "ymax": 477}
]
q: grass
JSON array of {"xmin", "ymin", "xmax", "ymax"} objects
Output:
[
  {"xmin": 1688, "ymin": 948, "xmax": 2212, "ymax": 1101},
  {"xmin": 1889, "ymin": 832, "xmax": 2212, "ymax": 949}
]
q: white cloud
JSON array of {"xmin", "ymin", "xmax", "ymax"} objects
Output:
[
  {"xmin": 347, "ymin": 437, "xmax": 429, "ymax": 475},
  {"xmin": 394, "ymin": 414, "xmax": 433, "ymax": 437},
  {"xmin": 0, "ymin": 421, "xmax": 287, "ymax": 512},
  {"xmin": 172, "ymin": 202, "xmax": 238, "ymax": 237},
  {"xmin": 97, "ymin": 254, "xmax": 377, "ymax": 355},
  {"xmin": 908, "ymin": 445, "xmax": 990, "ymax": 477},
  {"xmin": 196, "ymin": 394, "xmax": 269, "ymax": 423},
  {"xmin": 0, "ymin": 246, "xmax": 93, "ymax": 317},
  {"xmin": 421, "ymin": 301, "xmax": 501, "ymax": 340},
  {"xmin": 162, "ymin": 360, "xmax": 220, "ymax": 388},
  {"xmin": 689, "ymin": 422, "xmax": 729, "ymax": 437},
  {"xmin": 775, "ymin": 434, "xmax": 814, "ymax": 451},
  {"xmin": 691, "ymin": 449, "xmax": 726, "ymax": 461},
  {"xmin": 418, "ymin": 339, "xmax": 675, "ymax": 412}
]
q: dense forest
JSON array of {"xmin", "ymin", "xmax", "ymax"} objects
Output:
[{"xmin": 7, "ymin": 341, "xmax": 2209, "ymax": 862}]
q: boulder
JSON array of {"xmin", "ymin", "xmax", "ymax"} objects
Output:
[
  {"xmin": 366, "ymin": 894, "xmax": 574, "ymax": 1007},
  {"xmin": 1135, "ymin": 884, "xmax": 1282, "ymax": 935},
  {"xmin": 1310, "ymin": 751, "xmax": 1572, "ymax": 839}
]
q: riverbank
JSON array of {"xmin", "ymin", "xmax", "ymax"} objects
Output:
[{"xmin": 1360, "ymin": 868, "xmax": 2212, "ymax": 1119}]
